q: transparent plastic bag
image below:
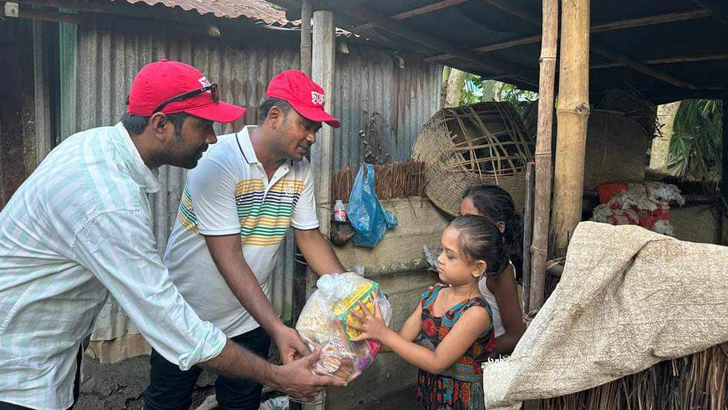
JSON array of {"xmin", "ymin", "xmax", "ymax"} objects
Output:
[{"xmin": 295, "ymin": 272, "xmax": 391, "ymax": 382}]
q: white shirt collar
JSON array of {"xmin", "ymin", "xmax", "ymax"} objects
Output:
[
  {"xmin": 236, "ymin": 126, "xmax": 291, "ymax": 175},
  {"xmin": 236, "ymin": 126, "xmax": 260, "ymax": 164},
  {"xmin": 113, "ymin": 122, "xmax": 160, "ymax": 194}
]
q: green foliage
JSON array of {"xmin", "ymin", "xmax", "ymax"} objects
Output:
[
  {"xmin": 459, "ymin": 75, "xmax": 538, "ymax": 116},
  {"xmin": 498, "ymin": 83, "xmax": 538, "ymax": 116},
  {"xmin": 668, "ymin": 99, "xmax": 723, "ymax": 181},
  {"xmin": 460, "ymin": 74, "xmax": 487, "ymax": 105}
]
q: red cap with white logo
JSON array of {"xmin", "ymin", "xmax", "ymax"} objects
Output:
[
  {"xmin": 127, "ymin": 59, "xmax": 245, "ymax": 123},
  {"xmin": 265, "ymin": 70, "xmax": 341, "ymax": 128}
]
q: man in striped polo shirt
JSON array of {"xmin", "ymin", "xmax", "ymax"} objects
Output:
[
  {"xmin": 144, "ymin": 70, "xmax": 347, "ymax": 410},
  {"xmin": 0, "ymin": 61, "xmax": 343, "ymax": 410}
]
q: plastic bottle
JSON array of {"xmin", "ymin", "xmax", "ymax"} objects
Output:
[{"xmin": 333, "ymin": 200, "xmax": 347, "ymax": 222}]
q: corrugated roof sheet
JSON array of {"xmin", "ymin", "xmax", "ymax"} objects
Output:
[{"xmin": 109, "ymin": 0, "xmax": 299, "ymax": 26}]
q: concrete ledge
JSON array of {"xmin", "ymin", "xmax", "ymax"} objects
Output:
[{"xmin": 334, "ymin": 197, "xmax": 451, "ymax": 277}]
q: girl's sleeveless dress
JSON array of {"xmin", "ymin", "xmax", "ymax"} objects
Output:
[{"xmin": 416, "ymin": 284, "xmax": 495, "ymax": 410}]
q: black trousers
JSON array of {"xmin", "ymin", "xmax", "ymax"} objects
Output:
[{"xmin": 143, "ymin": 326, "xmax": 271, "ymax": 410}]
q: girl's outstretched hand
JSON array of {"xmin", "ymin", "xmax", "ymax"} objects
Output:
[{"xmin": 348, "ymin": 300, "xmax": 390, "ymax": 343}]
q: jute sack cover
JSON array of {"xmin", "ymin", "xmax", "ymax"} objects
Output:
[{"xmin": 482, "ymin": 222, "xmax": 728, "ymax": 409}]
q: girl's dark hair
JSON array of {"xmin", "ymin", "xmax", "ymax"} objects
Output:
[
  {"xmin": 449, "ymin": 215, "xmax": 509, "ymax": 277},
  {"xmin": 462, "ymin": 185, "xmax": 524, "ymax": 282}
]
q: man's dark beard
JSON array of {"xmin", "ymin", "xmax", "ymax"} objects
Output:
[{"xmin": 155, "ymin": 128, "xmax": 199, "ymax": 169}]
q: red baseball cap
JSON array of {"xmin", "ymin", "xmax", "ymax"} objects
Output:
[
  {"xmin": 266, "ymin": 70, "xmax": 341, "ymax": 128},
  {"xmin": 127, "ymin": 59, "xmax": 245, "ymax": 123}
]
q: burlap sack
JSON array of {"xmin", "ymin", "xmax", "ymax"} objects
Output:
[{"xmin": 483, "ymin": 222, "xmax": 728, "ymax": 409}]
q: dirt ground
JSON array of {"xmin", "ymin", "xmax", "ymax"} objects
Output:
[{"xmin": 351, "ymin": 388, "xmax": 417, "ymax": 410}]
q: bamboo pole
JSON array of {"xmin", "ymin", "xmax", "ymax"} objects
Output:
[
  {"xmin": 522, "ymin": 162, "xmax": 535, "ymax": 313},
  {"xmin": 529, "ymin": 0, "xmax": 558, "ymax": 310},
  {"xmin": 693, "ymin": 0, "xmax": 728, "ymax": 25},
  {"xmin": 592, "ymin": 53, "xmax": 728, "ymax": 69},
  {"xmin": 551, "ymin": 0, "xmax": 590, "ymax": 257},
  {"xmin": 424, "ymin": 9, "xmax": 710, "ymax": 62},
  {"xmin": 300, "ymin": 0, "xmax": 312, "ymax": 77},
  {"xmin": 591, "ymin": 9, "xmax": 710, "ymax": 32},
  {"xmin": 590, "ymin": 43, "xmax": 697, "ymax": 89},
  {"xmin": 352, "ymin": 0, "xmax": 470, "ymax": 31},
  {"xmin": 471, "ymin": 35, "xmax": 542, "ymax": 55},
  {"xmin": 482, "ymin": 0, "xmax": 540, "ymax": 25},
  {"xmin": 343, "ymin": 5, "xmax": 537, "ymax": 83}
]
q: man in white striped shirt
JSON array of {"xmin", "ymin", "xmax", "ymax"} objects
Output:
[{"xmin": 0, "ymin": 60, "xmax": 343, "ymax": 410}]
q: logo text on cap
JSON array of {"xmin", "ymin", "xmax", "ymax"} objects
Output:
[{"xmin": 311, "ymin": 91, "xmax": 325, "ymax": 106}]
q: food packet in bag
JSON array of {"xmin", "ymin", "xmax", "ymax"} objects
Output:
[{"xmin": 295, "ymin": 272, "xmax": 391, "ymax": 382}]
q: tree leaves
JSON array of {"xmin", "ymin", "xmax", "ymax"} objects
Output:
[
  {"xmin": 459, "ymin": 75, "xmax": 538, "ymax": 117},
  {"xmin": 668, "ymin": 99, "xmax": 723, "ymax": 182}
]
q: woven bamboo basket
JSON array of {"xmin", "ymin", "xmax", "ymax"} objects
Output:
[
  {"xmin": 412, "ymin": 102, "xmax": 535, "ymax": 216},
  {"xmin": 523, "ymin": 93, "xmax": 654, "ymax": 190}
]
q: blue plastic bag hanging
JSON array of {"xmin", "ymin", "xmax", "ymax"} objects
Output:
[{"xmin": 347, "ymin": 164, "xmax": 398, "ymax": 248}]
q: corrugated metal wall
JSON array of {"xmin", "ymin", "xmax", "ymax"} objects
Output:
[
  {"xmin": 332, "ymin": 49, "xmax": 441, "ymax": 170},
  {"xmin": 68, "ymin": 18, "xmax": 440, "ymax": 349}
]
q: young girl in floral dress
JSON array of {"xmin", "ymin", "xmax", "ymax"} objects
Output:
[{"xmin": 350, "ymin": 215, "xmax": 509, "ymax": 410}]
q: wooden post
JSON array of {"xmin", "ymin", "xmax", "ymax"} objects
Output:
[
  {"xmin": 311, "ymin": 10, "xmax": 335, "ymax": 237},
  {"xmin": 522, "ymin": 162, "xmax": 535, "ymax": 313},
  {"xmin": 306, "ymin": 11, "xmax": 335, "ymax": 410},
  {"xmin": 529, "ymin": 0, "xmax": 558, "ymax": 310},
  {"xmin": 300, "ymin": 0, "xmax": 312, "ymax": 77},
  {"xmin": 290, "ymin": 0, "xmax": 314, "ymax": 349},
  {"xmin": 32, "ymin": 20, "xmax": 52, "ymax": 166},
  {"xmin": 722, "ymin": 98, "xmax": 727, "ymax": 202},
  {"xmin": 551, "ymin": 0, "xmax": 590, "ymax": 257}
]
